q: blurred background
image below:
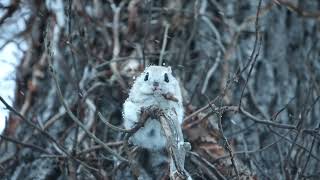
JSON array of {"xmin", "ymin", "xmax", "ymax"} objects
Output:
[{"xmin": 0, "ymin": 0, "xmax": 319, "ymax": 179}]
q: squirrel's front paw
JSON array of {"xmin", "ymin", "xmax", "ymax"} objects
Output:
[
  {"xmin": 178, "ymin": 141, "xmax": 192, "ymax": 151},
  {"xmin": 162, "ymin": 92, "xmax": 179, "ymax": 102},
  {"xmin": 140, "ymin": 105, "xmax": 163, "ymax": 119}
]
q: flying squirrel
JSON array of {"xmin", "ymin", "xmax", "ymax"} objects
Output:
[{"xmin": 122, "ymin": 65, "xmax": 184, "ymax": 150}]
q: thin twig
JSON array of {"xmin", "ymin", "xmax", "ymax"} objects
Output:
[
  {"xmin": 205, "ymin": 95, "xmax": 240, "ymax": 179},
  {"xmin": 110, "ymin": 1, "xmax": 127, "ymax": 89},
  {"xmin": 0, "ymin": 0, "xmax": 20, "ymax": 26},
  {"xmin": 201, "ymin": 51, "xmax": 222, "ymax": 94},
  {"xmin": 45, "ymin": 12, "xmax": 127, "ymax": 161},
  {"xmin": 185, "ymin": 96, "xmax": 296, "ymax": 130},
  {"xmin": 77, "ymin": 141, "xmax": 124, "ymax": 155},
  {"xmin": 273, "ymin": 0, "xmax": 320, "ymax": 18},
  {"xmin": 189, "ymin": 151, "xmax": 227, "ymax": 180},
  {"xmin": 239, "ymin": 107, "xmax": 296, "ymax": 130},
  {"xmin": 270, "ymin": 128, "xmax": 320, "ymax": 162},
  {"xmin": 141, "ymin": 0, "xmax": 152, "ymax": 68},
  {"xmin": 239, "ymin": 0, "xmax": 263, "ymax": 108},
  {"xmin": 178, "ymin": 0, "xmax": 199, "ymax": 66},
  {"xmin": 49, "ymin": 65, "xmax": 127, "ymax": 162},
  {"xmin": 300, "ymin": 122, "xmax": 320, "ymax": 177},
  {"xmin": 0, "ymin": 134, "xmax": 51, "ymax": 154},
  {"xmin": 237, "ymin": 0, "xmax": 262, "ymax": 76},
  {"xmin": 0, "ymin": 96, "xmax": 68, "ymax": 155},
  {"xmin": 97, "ymin": 112, "xmax": 132, "ymax": 133},
  {"xmin": 1, "ymin": 95, "xmax": 97, "ymax": 171},
  {"xmin": 159, "ymin": 23, "xmax": 170, "ymax": 66},
  {"xmin": 215, "ymin": 129, "xmax": 292, "ymax": 161}
]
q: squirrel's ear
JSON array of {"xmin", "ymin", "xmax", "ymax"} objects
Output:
[{"xmin": 167, "ymin": 66, "xmax": 172, "ymax": 73}]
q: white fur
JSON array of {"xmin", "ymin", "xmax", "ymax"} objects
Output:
[
  {"xmin": 129, "ymin": 119, "xmax": 167, "ymax": 149},
  {"xmin": 123, "ymin": 65, "xmax": 184, "ymax": 150}
]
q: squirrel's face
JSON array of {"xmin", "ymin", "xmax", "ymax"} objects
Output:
[{"xmin": 135, "ymin": 66, "xmax": 178, "ymax": 95}]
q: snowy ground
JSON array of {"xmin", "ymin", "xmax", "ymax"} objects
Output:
[
  {"xmin": 0, "ymin": 0, "xmax": 62, "ymax": 135},
  {"xmin": 0, "ymin": 0, "xmax": 28, "ymax": 134},
  {"xmin": 0, "ymin": 43, "xmax": 23, "ymax": 135}
]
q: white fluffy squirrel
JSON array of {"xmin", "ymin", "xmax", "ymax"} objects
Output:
[{"xmin": 122, "ymin": 65, "xmax": 184, "ymax": 150}]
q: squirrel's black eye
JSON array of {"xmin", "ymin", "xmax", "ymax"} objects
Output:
[
  {"xmin": 164, "ymin": 73, "xmax": 169, "ymax": 83},
  {"xmin": 144, "ymin": 72, "xmax": 149, "ymax": 81}
]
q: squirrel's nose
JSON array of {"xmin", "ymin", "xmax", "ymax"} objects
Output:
[{"xmin": 153, "ymin": 81, "xmax": 159, "ymax": 87}]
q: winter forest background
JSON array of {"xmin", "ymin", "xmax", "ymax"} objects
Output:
[{"xmin": 0, "ymin": 0, "xmax": 320, "ymax": 179}]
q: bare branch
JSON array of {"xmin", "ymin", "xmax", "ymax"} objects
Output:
[{"xmin": 159, "ymin": 23, "xmax": 170, "ymax": 66}]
